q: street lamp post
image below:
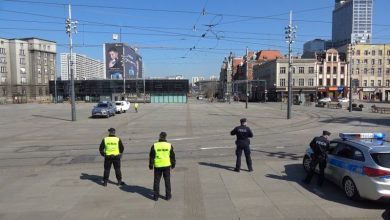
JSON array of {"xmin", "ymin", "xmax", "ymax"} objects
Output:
[
  {"xmin": 348, "ymin": 43, "xmax": 354, "ymax": 112},
  {"xmin": 66, "ymin": 4, "xmax": 77, "ymax": 121},
  {"xmin": 285, "ymin": 11, "xmax": 296, "ymax": 119},
  {"xmin": 245, "ymin": 47, "xmax": 249, "ymax": 109}
]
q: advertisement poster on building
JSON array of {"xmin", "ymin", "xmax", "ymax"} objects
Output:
[
  {"xmin": 123, "ymin": 45, "xmax": 143, "ymax": 79},
  {"xmin": 105, "ymin": 43, "xmax": 124, "ymax": 79}
]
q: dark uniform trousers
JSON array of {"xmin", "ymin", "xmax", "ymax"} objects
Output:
[
  {"xmin": 153, "ymin": 167, "xmax": 171, "ymax": 197},
  {"xmin": 236, "ymin": 145, "xmax": 252, "ymax": 170},
  {"xmin": 304, "ymin": 155, "xmax": 326, "ymax": 185},
  {"xmin": 103, "ymin": 155, "xmax": 122, "ymax": 182}
]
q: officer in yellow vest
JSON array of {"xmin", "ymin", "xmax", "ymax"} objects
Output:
[
  {"xmin": 99, "ymin": 128, "xmax": 124, "ymax": 187},
  {"xmin": 134, "ymin": 103, "xmax": 139, "ymax": 113},
  {"xmin": 149, "ymin": 132, "xmax": 176, "ymax": 201}
]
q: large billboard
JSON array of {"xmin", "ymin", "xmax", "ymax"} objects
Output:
[{"xmin": 104, "ymin": 43, "xmax": 143, "ymax": 79}]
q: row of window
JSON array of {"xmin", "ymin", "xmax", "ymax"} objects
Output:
[
  {"xmin": 279, "ymin": 78, "xmax": 390, "ymax": 87},
  {"xmin": 280, "ymin": 67, "xmax": 315, "ymax": 74},
  {"xmin": 351, "ymin": 68, "xmax": 390, "ymax": 76},
  {"xmin": 353, "ymin": 49, "xmax": 390, "ymax": 56},
  {"xmin": 352, "ymin": 58, "xmax": 390, "ymax": 65},
  {"xmin": 279, "ymin": 78, "xmax": 315, "ymax": 87},
  {"xmin": 319, "ymin": 66, "xmax": 346, "ymax": 74}
]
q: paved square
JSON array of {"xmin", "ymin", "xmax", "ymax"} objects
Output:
[{"xmin": 0, "ymin": 101, "xmax": 389, "ymax": 219}]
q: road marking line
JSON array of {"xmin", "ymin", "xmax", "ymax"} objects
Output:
[
  {"xmin": 200, "ymin": 146, "xmax": 234, "ymax": 150},
  {"xmin": 276, "ymin": 146, "xmax": 285, "ymax": 149}
]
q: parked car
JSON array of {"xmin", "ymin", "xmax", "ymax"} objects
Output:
[
  {"xmin": 115, "ymin": 101, "xmax": 130, "ymax": 113},
  {"xmin": 303, "ymin": 133, "xmax": 390, "ymax": 201},
  {"xmin": 338, "ymin": 97, "xmax": 350, "ymax": 103},
  {"xmin": 318, "ymin": 97, "xmax": 332, "ymax": 103},
  {"xmin": 92, "ymin": 101, "xmax": 116, "ymax": 118}
]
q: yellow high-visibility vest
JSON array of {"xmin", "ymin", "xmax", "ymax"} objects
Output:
[
  {"xmin": 153, "ymin": 142, "xmax": 171, "ymax": 168},
  {"xmin": 104, "ymin": 136, "xmax": 120, "ymax": 156}
]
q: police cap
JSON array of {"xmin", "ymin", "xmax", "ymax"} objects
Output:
[
  {"xmin": 108, "ymin": 128, "xmax": 116, "ymax": 132},
  {"xmin": 240, "ymin": 118, "xmax": 247, "ymax": 123},
  {"xmin": 323, "ymin": 130, "xmax": 331, "ymax": 136}
]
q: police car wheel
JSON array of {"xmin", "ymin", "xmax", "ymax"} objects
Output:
[
  {"xmin": 303, "ymin": 156, "xmax": 311, "ymax": 173},
  {"xmin": 343, "ymin": 177, "xmax": 360, "ymax": 200}
]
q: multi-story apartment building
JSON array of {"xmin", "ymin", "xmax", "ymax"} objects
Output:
[
  {"xmin": 60, "ymin": 53, "xmax": 104, "ymax": 80},
  {"xmin": 315, "ymin": 48, "xmax": 348, "ymax": 99},
  {"xmin": 0, "ymin": 37, "xmax": 56, "ymax": 103},
  {"xmin": 253, "ymin": 58, "xmax": 317, "ymax": 102},
  {"xmin": 339, "ymin": 43, "xmax": 390, "ymax": 101},
  {"xmin": 332, "ymin": 0, "xmax": 373, "ymax": 47},
  {"xmin": 0, "ymin": 38, "xmax": 11, "ymax": 103}
]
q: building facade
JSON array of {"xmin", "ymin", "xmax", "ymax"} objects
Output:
[
  {"xmin": 0, "ymin": 37, "xmax": 56, "ymax": 103},
  {"xmin": 253, "ymin": 58, "xmax": 317, "ymax": 102},
  {"xmin": 339, "ymin": 43, "xmax": 390, "ymax": 101},
  {"xmin": 60, "ymin": 53, "xmax": 104, "ymax": 80},
  {"xmin": 315, "ymin": 49, "xmax": 348, "ymax": 99},
  {"xmin": 332, "ymin": 0, "xmax": 373, "ymax": 47}
]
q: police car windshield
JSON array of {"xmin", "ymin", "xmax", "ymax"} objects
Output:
[
  {"xmin": 97, "ymin": 103, "xmax": 108, "ymax": 108},
  {"xmin": 115, "ymin": 103, "xmax": 122, "ymax": 106},
  {"xmin": 371, "ymin": 153, "xmax": 390, "ymax": 168}
]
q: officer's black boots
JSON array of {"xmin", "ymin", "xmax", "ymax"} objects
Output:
[
  {"xmin": 153, "ymin": 195, "xmax": 158, "ymax": 201},
  {"xmin": 234, "ymin": 168, "xmax": 240, "ymax": 172},
  {"xmin": 103, "ymin": 180, "xmax": 108, "ymax": 187},
  {"xmin": 117, "ymin": 180, "xmax": 124, "ymax": 186},
  {"xmin": 166, "ymin": 194, "xmax": 172, "ymax": 201}
]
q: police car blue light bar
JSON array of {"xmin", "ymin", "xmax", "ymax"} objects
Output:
[{"xmin": 339, "ymin": 133, "xmax": 385, "ymax": 140}]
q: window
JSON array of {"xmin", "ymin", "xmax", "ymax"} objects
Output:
[
  {"xmin": 21, "ymin": 77, "xmax": 27, "ymax": 84},
  {"xmin": 19, "ymin": 49, "xmax": 25, "ymax": 56},
  {"xmin": 333, "ymin": 67, "xmax": 337, "ymax": 74},
  {"xmin": 356, "ymin": 68, "xmax": 359, "ymax": 75},
  {"xmin": 2, "ymin": 88, "xmax": 6, "ymax": 96},
  {"xmin": 280, "ymin": 67, "xmax": 286, "ymax": 74},
  {"xmin": 328, "ymin": 55, "xmax": 331, "ymax": 62},
  {"xmin": 326, "ymin": 78, "xmax": 331, "ymax": 86},
  {"xmin": 341, "ymin": 66, "xmax": 345, "ymax": 74},
  {"xmin": 340, "ymin": 78, "xmax": 345, "ymax": 85},
  {"xmin": 378, "ymin": 80, "xmax": 382, "ymax": 87},
  {"xmin": 334, "ymin": 55, "xmax": 337, "ymax": 62},
  {"xmin": 371, "ymin": 59, "xmax": 375, "ymax": 65},
  {"xmin": 19, "ymin": 58, "xmax": 25, "ymax": 65},
  {"xmin": 0, "ymin": 66, "xmax": 6, "ymax": 73},
  {"xmin": 319, "ymin": 67, "xmax": 323, "ymax": 74},
  {"xmin": 319, "ymin": 78, "xmax": 323, "ymax": 86},
  {"xmin": 363, "ymin": 80, "xmax": 367, "ymax": 86},
  {"xmin": 364, "ymin": 50, "xmax": 369, "ymax": 55},
  {"xmin": 292, "ymin": 79, "xmax": 295, "ymax": 86},
  {"xmin": 308, "ymin": 67, "xmax": 314, "ymax": 74},
  {"xmin": 387, "ymin": 50, "xmax": 390, "ymax": 56},
  {"xmin": 371, "ymin": 153, "xmax": 390, "ymax": 169},
  {"xmin": 387, "ymin": 80, "xmax": 390, "ymax": 87},
  {"xmin": 38, "ymin": 88, "xmax": 43, "ymax": 96},
  {"xmin": 378, "ymin": 59, "xmax": 382, "ymax": 65},
  {"xmin": 333, "ymin": 78, "xmax": 337, "ymax": 86},
  {"xmin": 356, "ymin": 50, "xmax": 360, "ymax": 55},
  {"xmin": 308, "ymin": 78, "xmax": 314, "ymax": 86},
  {"xmin": 333, "ymin": 143, "xmax": 364, "ymax": 161},
  {"xmin": 0, "ymin": 57, "xmax": 5, "ymax": 63},
  {"xmin": 387, "ymin": 68, "xmax": 390, "ymax": 75},
  {"xmin": 356, "ymin": 59, "xmax": 360, "ymax": 64},
  {"xmin": 1, "ymin": 76, "xmax": 6, "ymax": 83},
  {"xmin": 372, "ymin": 50, "xmax": 376, "ymax": 56},
  {"xmin": 299, "ymin": 67, "xmax": 304, "ymax": 74},
  {"xmin": 280, "ymin": 78, "xmax": 286, "ymax": 87},
  {"xmin": 292, "ymin": 67, "xmax": 296, "ymax": 74},
  {"xmin": 37, "ymin": 77, "xmax": 41, "ymax": 84},
  {"xmin": 298, "ymin": 78, "xmax": 304, "ymax": 86},
  {"xmin": 364, "ymin": 68, "xmax": 368, "ymax": 75},
  {"xmin": 364, "ymin": 59, "xmax": 368, "ymax": 64},
  {"xmin": 327, "ymin": 67, "xmax": 330, "ymax": 74},
  {"xmin": 371, "ymin": 68, "xmax": 375, "ymax": 76},
  {"xmin": 379, "ymin": 50, "xmax": 383, "ymax": 56},
  {"xmin": 0, "ymin": 48, "xmax": 5, "ymax": 54},
  {"xmin": 371, "ymin": 80, "xmax": 374, "ymax": 87},
  {"xmin": 378, "ymin": 68, "xmax": 382, "ymax": 76}
]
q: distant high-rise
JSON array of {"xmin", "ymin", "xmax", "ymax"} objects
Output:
[
  {"xmin": 332, "ymin": 0, "xmax": 373, "ymax": 46},
  {"xmin": 60, "ymin": 53, "xmax": 104, "ymax": 80}
]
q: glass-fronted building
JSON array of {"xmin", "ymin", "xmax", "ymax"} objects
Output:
[
  {"xmin": 332, "ymin": 0, "xmax": 373, "ymax": 47},
  {"xmin": 49, "ymin": 79, "xmax": 189, "ymax": 103}
]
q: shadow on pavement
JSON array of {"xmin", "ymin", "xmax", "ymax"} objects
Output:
[
  {"xmin": 319, "ymin": 117, "xmax": 390, "ymax": 127},
  {"xmin": 383, "ymin": 208, "xmax": 390, "ymax": 220},
  {"xmin": 32, "ymin": 114, "xmax": 71, "ymax": 121},
  {"xmin": 119, "ymin": 184, "xmax": 154, "ymax": 200},
  {"xmin": 265, "ymin": 163, "xmax": 388, "ymax": 212},
  {"xmin": 253, "ymin": 149, "xmax": 303, "ymax": 161},
  {"xmin": 80, "ymin": 173, "xmax": 115, "ymax": 186},
  {"xmin": 198, "ymin": 162, "xmax": 236, "ymax": 171}
]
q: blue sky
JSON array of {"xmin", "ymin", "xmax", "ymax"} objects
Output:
[{"xmin": 0, "ymin": 0, "xmax": 389, "ymax": 79}]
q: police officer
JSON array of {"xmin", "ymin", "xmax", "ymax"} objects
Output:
[
  {"xmin": 303, "ymin": 130, "xmax": 331, "ymax": 186},
  {"xmin": 231, "ymin": 118, "xmax": 253, "ymax": 172},
  {"xmin": 134, "ymin": 103, "xmax": 139, "ymax": 113},
  {"xmin": 99, "ymin": 128, "xmax": 124, "ymax": 187},
  {"xmin": 149, "ymin": 132, "xmax": 176, "ymax": 201}
]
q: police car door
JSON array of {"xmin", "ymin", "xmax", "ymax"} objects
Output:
[{"xmin": 326, "ymin": 141, "xmax": 342, "ymax": 183}]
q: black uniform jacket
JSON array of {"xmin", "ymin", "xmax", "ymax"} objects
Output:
[{"xmin": 231, "ymin": 125, "xmax": 253, "ymax": 146}]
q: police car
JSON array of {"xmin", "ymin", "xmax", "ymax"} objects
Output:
[{"xmin": 303, "ymin": 133, "xmax": 390, "ymax": 201}]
